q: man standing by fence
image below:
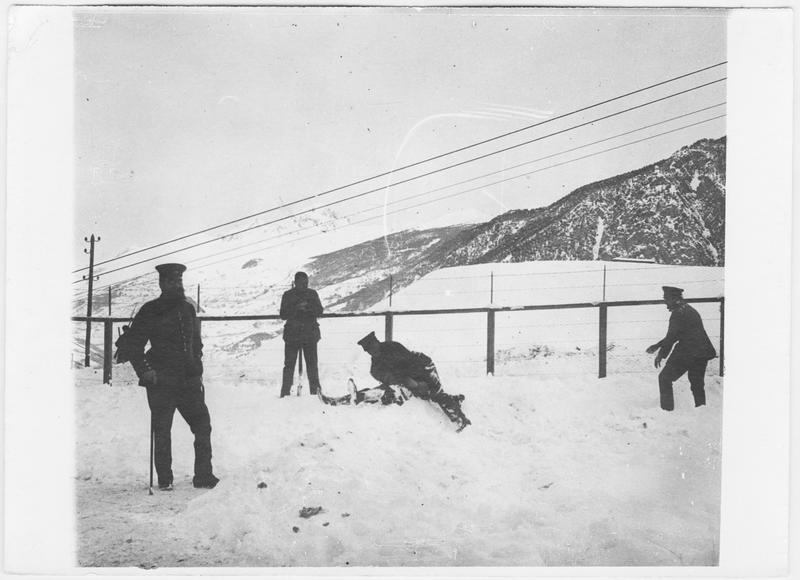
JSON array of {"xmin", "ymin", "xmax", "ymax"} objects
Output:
[
  {"xmin": 280, "ymin": 271, "xmax": 324, "ymax": 397},
  {"xmin": 646, "ymin": 286, "xmax": 717, "ymax": 411},
  {"xmin": 117, "ymin": 263, "xmax": 219, "ymax": 490}
]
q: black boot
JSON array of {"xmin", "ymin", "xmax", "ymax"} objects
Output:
[
  {"xmin": 193, "ymin": 473, "xmax": 220, "ymax": 489},
  {"xmin": 434, "ymin": 393, "xmax": 471, "ymax": 431},
  {"xmin": 658, "ymin": 382, "xmax": 675, "ymax": 411},
  {"xmin": 281, "ymin": 365, "xmax": 294, "ymax": 398}
]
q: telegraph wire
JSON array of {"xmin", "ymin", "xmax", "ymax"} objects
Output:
[
  {"xmin": 73, "ymin": 63, "xmax": 726, "ymax": 273},
  {"xmin": 146, "ymin": 113, "xmax": 727, "ymax": 279},
  {"xmin": 75, "ymin": 110, "xmax": 725, "ymax": 287},
  {"xmin": 75, "ymin": 112, "xmax": 726, "ymax": 286},
  {"xmin": 161, "ymin": 105, "xmax": 726, "ymax": 273},
  {"xmin": 74, "ymin": 79, "xmax": 726, "ymax": 277}
]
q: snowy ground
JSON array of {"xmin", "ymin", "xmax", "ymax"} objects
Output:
[
  {"xmin": 75, "ymin": 352, "xmax": 722, "ymax": 568},
  {"xmin": 74, "ymin": 261, "xmax": 724, "ymax": 568}
]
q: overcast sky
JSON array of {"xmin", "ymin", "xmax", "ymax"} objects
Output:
[{"xmin": 73, "ymin": 7, "xmax": 726, "ymax": 279}]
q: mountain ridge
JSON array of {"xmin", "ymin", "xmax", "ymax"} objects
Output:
[
  {"xmin": 74, "ymin": 136, "xmax": 726, "ymax": 321},
  {"xmin": 305, "ymin": 136, "xmax": 726, "ymax": 310}
]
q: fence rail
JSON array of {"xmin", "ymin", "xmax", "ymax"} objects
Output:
[{"xmin": 72, "ymin": 297, "xmax": 724, "ymax": 385}]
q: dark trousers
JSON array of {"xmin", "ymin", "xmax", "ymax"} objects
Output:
[
  {"xmin": 658, "ymin": 356, "xmax": 709, "ymax": 411},
  {"xmin": 403, "ymin": 367, "xmax": 468, "ymax": 425},
  {"xmin": 281, "ymin": 341, "xmax": 321, "ymax": 396},
  {"xmin": 146, "ymin": 376, "xmax": 213, "ymax": 486}
]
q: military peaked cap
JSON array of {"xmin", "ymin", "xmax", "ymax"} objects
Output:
[
  {"xmin": 155, "ymin": 263, "xmax": 187, "ymax": 278},
  {"xmin": 661, "ymin": 285, "xmax": 684, "ymax": 296},
  {"xmin": 357, "ymin": 331, "xmax": 379, "ymax": 348}
]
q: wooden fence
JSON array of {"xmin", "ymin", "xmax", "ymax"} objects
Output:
[{"xmin": 72, "ymin": 297, "xmax": 724, "ymax": 385}]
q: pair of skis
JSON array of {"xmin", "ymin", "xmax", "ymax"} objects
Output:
[
  {"xmin": 316, "ymin": 378, "xmax": 358, "ymax": 406},
  {"xmin": 291, "ymin": 346, "xmax": 355, "ymax": 405}
]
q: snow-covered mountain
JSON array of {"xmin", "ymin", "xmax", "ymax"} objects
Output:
[
  {"xmin": 448, "ymin": 136, "xmax": 726, "ymax": 266},
  {"xmin": 73, "ymin": 137, "xmax": 725, "ymax": 359},
  {"xmin": 305, "ymin": 136, "xmax": 725, "ymax": 311}
]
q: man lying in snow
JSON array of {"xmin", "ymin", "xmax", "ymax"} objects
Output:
[{"xmin": 346, "ymin": 331, "xmax": 471, "ymax": 432}]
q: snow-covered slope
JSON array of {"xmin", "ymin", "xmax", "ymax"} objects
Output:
[
  {"xmin": 72, "ymin": 137, "xmax": 726, "ymax": 420},
  {"xmin": 76, "ymin": 353, "xmax": 722, "ymax": 567},
  {"xmin": 74, "ymin": 137, "xmax": 725, "ymax": 323},
  {"xmin": 388, "ymin": 260, "xmax": 723, "ymax": 309},
  {"xmin": 73, "ymin": 258, "xmax": 723, "ymax": 370},
  {"xmin": 437, "ymin": 137, "xmax": 726, "ymax": 267},
  {"xmin": 75, "ymin": 261, "xmax": 724, "ymax": 566},
  {"xmin": 72, "ymin": 136, "xmax": 727, "ymax": 569}
]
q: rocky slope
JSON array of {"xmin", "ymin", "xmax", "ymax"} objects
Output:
[
  {"xmin": 74, "ymin": 137, "xmax": 726, "ymax": 356},
  {"xmin": 307, "ymin": 137, "xmax": 725, "ymax": 310}
]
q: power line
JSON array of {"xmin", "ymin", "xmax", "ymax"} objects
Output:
[
  {"xmin": 131, "ymin": 104, "xmax": 723, "ymax": 277},
  {"xmin": 78, "ymin": 112, "xmax": 725, "ymax": 286},
  {"xmin": 145, "ymin": 113, "xmax": 726, "ymax": 281},
  {"xmin": 74, "ymin": 81, "xmax": 726, "ymax": 279},
  {"xmin": 177, "ymin": 113, "xmax": 727, "ymax": 272},
  {"xmin": 74, "ymin": 63, "xmax": 727, "ymax": 273}
]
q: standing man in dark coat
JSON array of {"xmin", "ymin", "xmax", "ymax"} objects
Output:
[
  {"xmin": 280, "ymin": 271, "xmax": 324, "ymax": 397},
  {"xmin": 119, "ymin": 263, "xmax": 219, "ymax": 490},
  {"xmin": 646, "ymin": 286, "xmax": 717, "ymax": 411},
  {"xmin": 355, "ymin": 331, "xmax": 471, "ymax": 432}
]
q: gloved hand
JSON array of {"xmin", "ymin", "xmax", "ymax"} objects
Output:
[
  {"xmin": 140, "ymin": 369, "xmax": 158, "ymax": 385},
  {"xmin": 654, "ymin": 354, "xmax": 664, "ymax": 369},
  {"xmin": 645, "ymin": 344, "xmax": 659, "ymax": 354}
]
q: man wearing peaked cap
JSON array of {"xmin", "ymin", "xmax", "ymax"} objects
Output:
[
  {"xmin": 646, "ymin": 285, "xmax": 717, "ymax": 411},
  {"xmin": 116, "ymin": 263, "xmax": 220, "ymax": 490},
  {"xmin": 357, "ymin": 331, "xmax": 379, "ymax": 350},
  {"xmin": 155, "ymin": 263, "xmax": 187, "ymax": 276},
  {"xmin": 279, "ymin": 271, "xmax": 324, "ymax": 397},
  {"xmin": 351, "ymin": 330, "xmax": 470, "ymax": 432}
]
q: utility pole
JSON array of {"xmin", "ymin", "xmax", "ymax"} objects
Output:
[
  {"xmin": 388, "ymin": 275, "xmax": 393, "ymax": 308},
  {"xmin": 108, "ymin": 286, "xmax": 112, "ymax": 316},
  {"xmin": 83, "ymin": 234, "xmax": 100, "ymax": 367}
]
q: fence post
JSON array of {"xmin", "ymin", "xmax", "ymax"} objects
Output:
[
  {"xmin": 719, "ymin": 298, "xmax": 724, "ymax": 377},
  {"xmin": 103, "ymin": 319, "xmax": 113, "ymax": 385},
  {"xmin": 486, "ymin": 309, "xmax": 495, "ymax": 375},
  {"xmin": 384, "ymin": 313, "xmax": 393, "ymax": 342},
  {"xmin": 598, "ymin": 303, "xmax": 608, "ymax": 378},
  {"xmin": 602, "ymin": 265, "xmax": 607, "ymax": 301}
]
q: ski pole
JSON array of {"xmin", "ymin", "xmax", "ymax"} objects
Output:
[
  {"xmin": 297, "ymin": 346, "xmax": 304, "ymax": 396},
  {"xmin": 148, "ymin": 415, "xmax": 154, "ymax": 495}
]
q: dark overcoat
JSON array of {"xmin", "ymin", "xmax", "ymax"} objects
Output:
[
  {"xmin": 121, "ymin": 296, "xmax": 203, "ymax": 387},
  {"xmin": 370, "ymin": 341, "xmax": 433, "ymax": 385},
  {"xmin": 280, "ymin": 287, "xmax": 323, "ymax": 344},
  {"xmin": 654, "ymin": 303, "xmax": 717, "ymax": 363}
]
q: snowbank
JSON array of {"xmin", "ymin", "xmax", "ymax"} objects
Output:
[{"xmin": 76, "ymin": 355, "xmax": 722, "ymax": 568}]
